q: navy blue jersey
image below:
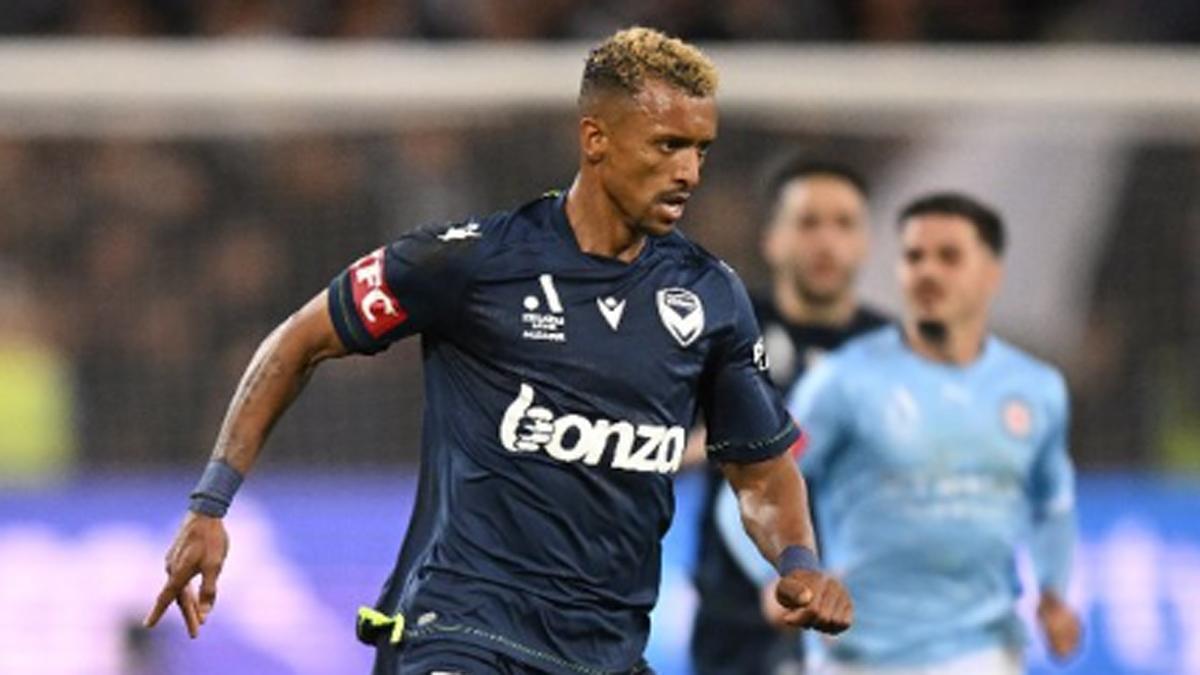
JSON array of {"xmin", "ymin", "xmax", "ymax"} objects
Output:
[{"xmin": 327, "ymin": 192, "xmax": 798, "ymax": 674}]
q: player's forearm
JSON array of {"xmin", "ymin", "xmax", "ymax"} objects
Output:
[
  {"xmin": 209, "ymin": 291, "xmax": 347, "ymax": 474},
  {"xmin": 723, "ymin": 453, "xmax": 818, "ymax": 565}
]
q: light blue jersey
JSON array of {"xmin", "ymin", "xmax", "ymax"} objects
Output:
[{"xmin": 716, "ymin": 326, "xmax": 1075, "ymax": 667}]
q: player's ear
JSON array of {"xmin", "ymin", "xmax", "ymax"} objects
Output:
[
  {"xmin": 983, "ymin": 253, "xmax": 1004, "ymax": 294},
  {"xmin": 579, "ymin": 115, "xmax": 609, "ymax": 164}
]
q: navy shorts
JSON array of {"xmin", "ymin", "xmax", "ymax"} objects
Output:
[
  {"xmin": 376, "ymin": 638, "xmax": 655, "ymax": 675},
  {"xmin": 378, "ymin": 638, "xmax": 545, "ymax": 675}
]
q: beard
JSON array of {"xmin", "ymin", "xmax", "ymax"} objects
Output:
[
  {"xmin": 793, "ymin": 267, "xmax": 851, "ymax": 308},
  {"xmin": 916, "ymin": 319, "xmax": 949, "ymax": 344}
]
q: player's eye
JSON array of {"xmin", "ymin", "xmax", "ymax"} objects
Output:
[{"xmin": 657, "ymin": 138, "xmax": 688, "ymax": 154}]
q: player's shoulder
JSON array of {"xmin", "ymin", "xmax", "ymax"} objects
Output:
[
  {"xmin": 796, "ymin": 326, "xmax": 897, "ymax": 396},
  {"xmin": 852, "ymin": 304, "xmax": 892, "ymax": 332},
  {"xmin": 834, "ymin": 324, "xmax": 905, "ymax": 366},
  {"xmin": 391, "ymin": 191, "xmax": 564, "ymax": 263},
  {"xmin": 988, "ymin": 336, "xmax": 1068, "ymax": 399},
  {"xmin": 659, "ymin": 232, "xmax": 754, "ymax": 300},
  {"xmin": 655, "ymin": 229, "xmax": 730, "ymax": 272},
  {"xmin": 395, "ymin": 207, "xmax": 509, "ymax": 250}
]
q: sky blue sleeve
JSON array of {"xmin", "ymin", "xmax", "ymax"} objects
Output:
[
  {"xmin": 1029, "ymin": 373, "xmax": 1077, "ymax": 595},
  {"xmin": 786, "ymin": 357, "xmax": 849, "ymax": 483},
  {"xmin": 711, "ymin": 358, "xmax": 853, "ymax": 587},
  {"xmin": 714, "ymin": 479, "xmax": 778, "ymax": 586}
]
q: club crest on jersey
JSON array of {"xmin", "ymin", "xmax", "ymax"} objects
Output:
[
  {"xmin": 1001, "ymin": 398, "xmax": 1033, "ymax": 439},
  {"xmin": 656, "ymin": 287, "xmax": 704, "ymax": 348}
]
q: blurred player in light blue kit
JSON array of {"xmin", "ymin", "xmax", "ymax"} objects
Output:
[{"xmin": 718, "ymin": 192, "xmax": 1082, "ymax": 673}]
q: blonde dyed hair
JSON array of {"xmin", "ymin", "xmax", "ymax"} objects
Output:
[{"xmin": 580, "ymin": 27, "xmax": 718, "ymax": 106}]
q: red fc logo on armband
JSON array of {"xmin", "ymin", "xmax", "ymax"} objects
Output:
[{"xmin": 350, "ymin": 248, "xmax": 408, "ymax": 338}]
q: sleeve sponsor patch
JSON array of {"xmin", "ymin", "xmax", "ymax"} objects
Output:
[{"xmin": 349, "ymin": 247, "xmax": 408, "ymax": 338}]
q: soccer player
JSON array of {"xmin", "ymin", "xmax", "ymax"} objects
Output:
[
  {"xmin": 718, "ymin": 192, "xmax": 1082, "ymax": 673},
  {"xmin": 691, "ymin": 160, "xmax": 887, "ymax": 675},
  {"xmin": 143, "ymin": 28, "xmax": 852, "ymax": 675}
]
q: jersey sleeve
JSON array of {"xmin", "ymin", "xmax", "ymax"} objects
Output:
[
  {"xmin": 787, "ymin": 357, "xmax": 850, "ymax": 483},
  {"xmin": 701, "ymin": 273, "xmax": 800, "ymax": 464},
  {"xmin": 327, "ymin": 220, "xmax": 482, "ymax": 355},
  {"xmin": 1029, "ymin": 373, "xmax": 1077, "ymax": 594},
  {"xmin": 1029, "ymin": 374, "xmax": 1075, "ymax": 515}
]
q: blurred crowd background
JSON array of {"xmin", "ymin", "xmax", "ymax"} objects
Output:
[
  {"xmin": 4, "ymin": 62, "xmax": 1199, "ymax": 478},
  {"xmin": 1, "ymin": 5, "xmax": 1199, "ymax": 674},
  {"xmin": 1, "ymin": 0, "xmax": 1200, "ymax": 42},
  {"xmin": 6, "ymin": 120, "xmax": 1197, "ymax": 475}
]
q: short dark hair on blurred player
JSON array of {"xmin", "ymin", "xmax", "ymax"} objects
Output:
[
  {"xmin": 768, "ymin": 156, "xmax": 873, "ymax": 227},
  {"xmin": 765, "ymin": 157, "xmax": 870, "ymax": 210},
  {"xmin": 897, "ymin": 191, "xmax": 1006, "ymax": 256}
]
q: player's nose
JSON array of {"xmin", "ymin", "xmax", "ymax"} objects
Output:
[{"xmin": 673, "ymin": 149, "xmax": 702, "ymax": 188}]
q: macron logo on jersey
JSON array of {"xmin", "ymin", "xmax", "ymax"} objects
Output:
[
  {"xmin": 499, "ymin": 383, "xmax": 685, "ymax": 474},
  {"xmin": 350, "ymin": 248, "xmax": 408, "ymax": 338}
]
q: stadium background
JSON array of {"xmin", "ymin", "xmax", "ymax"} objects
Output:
[{"xmin": 1, "ymin": 2, "xmax": 1198, "ymax": 673}]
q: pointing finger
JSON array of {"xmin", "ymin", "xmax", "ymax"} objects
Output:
[
  {"xmin": 178, "ymin": 585, "xmax": 201, "ymax": 639},
  {"xmin": 144, "ymin": 584, "xmax": 178, "ymax": 628}
]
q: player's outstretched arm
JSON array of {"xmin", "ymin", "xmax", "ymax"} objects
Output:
[
  {"xmin": 144, "ymin": 289, "xmax": 348, "ymax": 638},
  {"xmin": 721, "ymin": 453, "xmax": 852, "ymax": 634}
]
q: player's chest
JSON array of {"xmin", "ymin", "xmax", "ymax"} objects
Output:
[
  {"xmin": 459, "ymin": 270, "xmax": 715, "ymax": 386},
  {"xmin": 853, "ymin": 375, "xmax": 1043, "ymax": 477}
]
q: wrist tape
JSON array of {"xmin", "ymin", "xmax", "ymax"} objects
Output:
[
  {"xmin": 188, "ymin": 459, "xmax": 244, "ymax": 518},
  {"xmin": 777, "ymin": 544, "xmax": 820, "ymax": 577}
]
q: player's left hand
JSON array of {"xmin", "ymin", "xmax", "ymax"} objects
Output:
[
  {"xmin": 774, "ymin": 569, "xmax": 853, "ymax": 634},
  {"xmin": 1037, "ymin": 592, "xmax": 1082, "ymax": 660}
]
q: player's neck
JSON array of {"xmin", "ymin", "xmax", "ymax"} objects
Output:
[
  {"xmin": 774, "ymin": 279, "xmax": 857, "ymax": 328},
  {"xmin": 564, "ymin": 177, "xmax": 647, "ymax": 263},
  {"xmin": 903, "ymin": 319, "xmax": 988, "ymax": 366}
]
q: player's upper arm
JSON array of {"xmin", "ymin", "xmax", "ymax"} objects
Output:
[
  {"xmin": 1030, "ymin": 372, "xmax": 1075, "ymax": 517},
  {"xmin": 701, "ymin": 270, "xmax": 799, "ymax": 464},
  {"xmin": 786, "ymin": 357, "xmax": 849, "ymax": 482},
  {"xmin": 326, "ymin": 220, "xmax": 485, "ymax": 355},
  {"xmin": 286, "ymin": 289, "xmax": 350, "ymax": 363}
]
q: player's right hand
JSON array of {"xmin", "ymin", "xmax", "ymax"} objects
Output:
[
  {"xmin": 1037, "ymin": 592, "xmax": 1082, "ymax": 660},
  {"xmin": 774, "ymin": 569, "xmax": 853, "ymax": 634},
  {"xmin": 144, "ymin": 511, "xmax": 229, "ymax": 638}
]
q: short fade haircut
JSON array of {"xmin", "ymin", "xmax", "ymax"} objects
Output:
[
  {"xmin": 897, "ymin": 192, "xmax": 1006, "ymax": 256},
  {"xmin": 765, "ymin": 156, "xmax": 870, "ymax": 210},
  {"xmin": 579, "ymin": 27, "xmax": 718, "ymax": 108}
]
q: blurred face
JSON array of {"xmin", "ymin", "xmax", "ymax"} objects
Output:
[
  {"xmin": 764, "ymin": 176, "xmax": 869, "ymax": 305},
  {"xmin": 581, "ymin": 79, "xmax": 717, "ymax": 236},
  {"xmin": 897, "ymin": 214, "xmax": 1001, "ymax": 331}
]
